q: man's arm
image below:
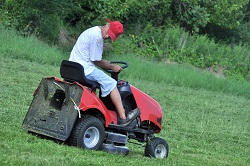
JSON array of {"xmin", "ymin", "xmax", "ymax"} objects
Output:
[{"xmin": 93, "ymin": 60, "xmax": 122, "ymax": 72}]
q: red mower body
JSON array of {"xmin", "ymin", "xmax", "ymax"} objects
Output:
[
  {"xmin": 56, "ymin": 78, "xmax": 163, "ymax": 132},
  {"xmin": 130, "ymin": 86, "xmax": 163, "ymax": 132}
]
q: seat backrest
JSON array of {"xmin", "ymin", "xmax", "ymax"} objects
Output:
[{"xmin": 60, "ymin": 60, "xmax": 99, "ymax": 89}]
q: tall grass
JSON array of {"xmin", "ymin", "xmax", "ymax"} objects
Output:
[
  {"xmin": 0, "ymin": 26, "xmax": 67, "ymax": 65},
  {"xmin": 111, "ymin": 55, "xmax": 250, "ymax": 99}
]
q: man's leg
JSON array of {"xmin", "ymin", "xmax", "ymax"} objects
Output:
[
  {"xmin": 110, "ymin": 87, "xmax": 139, "ymax": 126},
  {"xmin": 110, "ymin": 87, "xmax": 126, "ymax": 120},
  {"xmin": 85, "ymin": 68, "xmax": 138, "ymax": 125}
]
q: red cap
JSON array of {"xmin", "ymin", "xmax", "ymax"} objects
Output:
[{"xmin": 106, "ymin": 19, "xmax": 124, "ymax": 41}]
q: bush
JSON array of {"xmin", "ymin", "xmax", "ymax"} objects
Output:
[{"xmin": 171, "ymin": 0, "xmax": 210, "ymax": 33}]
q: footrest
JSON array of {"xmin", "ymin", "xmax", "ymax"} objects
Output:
[
  {"xmin": 105, "ymin": 132, "xmax": 128, "ymax": 144},
  {"xmin": 107, "ymin": 124, "xmax": 154, "ymax": 134}
]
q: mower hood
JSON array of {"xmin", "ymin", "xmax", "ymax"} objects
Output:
[{"xmin": 130, "ymin": 85, "xmax": 163, "ymax": 132}]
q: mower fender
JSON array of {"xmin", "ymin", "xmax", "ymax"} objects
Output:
[
  {"xmin": 130, "ymin": 85, "xmax": 163, "ymax": 131},
  {"xmin": 79, "ymin": 88, "xmax": 117, "ymax": 127}
]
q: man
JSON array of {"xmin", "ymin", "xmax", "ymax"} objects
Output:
[{"xmin": 69, "ymin": 19, "xmax": 139, "ymax": 126}]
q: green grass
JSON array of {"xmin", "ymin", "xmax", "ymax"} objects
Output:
[
  {"xmin": 0, "ymin": 28, "xmax": 250, "ymax": 165},
  {"xmin": 111, "ymin": 55, "xmax": 250, "ymax": 99},
  {"xmin": 1, "ymin": 26, "xmax": 250, "ymax": 99},
  {"xmin": 0, "ymin": 26, "xmax": 67, "ymax": 65}
]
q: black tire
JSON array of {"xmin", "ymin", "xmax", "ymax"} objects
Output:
[
  {"xmin": 68, "ymin": 115, "xmax": 105, "ymax": 150},
  {"xmin": 144, "ymin": 137, "xmax": 169, "ymax": 159}
]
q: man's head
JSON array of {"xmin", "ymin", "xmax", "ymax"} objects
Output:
[{"xmin": 102, "ymin": 19, "xmax": 124, "ymax": 41}]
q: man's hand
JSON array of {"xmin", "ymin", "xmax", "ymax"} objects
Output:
[
  {"xmin": 111, "ymin": 64, "xmax": 123, "ymax": 72},
  {"xmin": 93, "ymin": 60, "xmax": 122, "ymax": 72}
]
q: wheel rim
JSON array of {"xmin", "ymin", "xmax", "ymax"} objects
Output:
[
  {"xmin": 154, "ymin": 144, "xmax": 167, "ymax": 158},
  {"xmin": 83, "ymin": 127, "xmax": 100, "ymax": 149}
]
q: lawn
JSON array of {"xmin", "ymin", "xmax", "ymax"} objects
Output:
[
  {"xmin": 0, "ymin": 28, "xmax": 249, "ymax": 165},
  {"xmin": 0, "ymin": 55, "xmax": 249, "ymax": 165}
]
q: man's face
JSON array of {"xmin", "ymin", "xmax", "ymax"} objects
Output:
[
  {"xmin": 103, "ymin": 34, "xmax": 110, "ymax": 40},
  {"xmin": 103, "ymin": 24, "xmax": 110, "ymax": 40}
]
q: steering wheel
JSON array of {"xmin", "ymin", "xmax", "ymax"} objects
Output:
[
  {"xmin": 105, "ymin": 61, "xmax": 128, "ymax": 81},
  {"xmin": 106, "ymin": 61, "xmax": 128, "ymax": 73}
]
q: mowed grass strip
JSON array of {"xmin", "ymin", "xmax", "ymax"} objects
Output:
[{"xmin": 0, "ymin": 55, "xmax": 249, "ymax": 166}]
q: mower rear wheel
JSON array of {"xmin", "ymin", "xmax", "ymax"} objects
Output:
[
  {"xmin": 69, "ymin": 115, "xmax": 105, "ymax": 150},
  {"xmin": 144, "ymin": 137, "xmax": 169, "ymax": 159}
]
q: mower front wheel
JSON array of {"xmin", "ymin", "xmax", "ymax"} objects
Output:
[
  {"xmin": 144, "ymin": 137, "xmax": 169, "ymax": 159},
  {"xmin": 69, "ymin": 115, "xmax": 105, "ymax": 150}
]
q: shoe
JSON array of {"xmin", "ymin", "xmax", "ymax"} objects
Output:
[{"xmin": 118, "ymin": 108, "xmax": 140, "ymax": 127}]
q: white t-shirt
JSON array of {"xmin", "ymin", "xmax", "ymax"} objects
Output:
[{"xmin": 69, "ymin": 26, "xmax": 103, "ymax": 75}]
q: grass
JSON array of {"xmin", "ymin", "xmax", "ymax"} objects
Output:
[
  {"xmin": 0, "ymin": 26, "xmax": 67, "ymax": 65},
  {"xmin": 0, "ymin": 28, "xmax": 250, "ymax": 165},
  {"xmin": 110, "ymin": 54, "xmax": 250, "ymax": 99}
]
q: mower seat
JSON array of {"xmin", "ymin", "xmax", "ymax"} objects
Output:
[{"xmin": 60, "ymin": 60, "xmax": 100, "ymax": 91}]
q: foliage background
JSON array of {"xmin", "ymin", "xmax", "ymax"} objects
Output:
[{"xmin": 0, "ymin": 0, "xmax": 249, "ymax": 80}]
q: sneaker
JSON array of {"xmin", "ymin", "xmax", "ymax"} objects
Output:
[{"xmin": 118, "ymin": 108, "xmax": 140, "ymax": 127}]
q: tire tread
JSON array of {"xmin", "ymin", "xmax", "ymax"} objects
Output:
[
  {"xmin": 144, "ymin": 137, "xmax": 169, "ymax": 158},
  {"xmin": 68, "ymin": 115, "xmax": 105, "ymax": 150}
]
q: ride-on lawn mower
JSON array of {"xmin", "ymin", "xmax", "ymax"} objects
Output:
[{"xmin": 22, "ymin": 60, "xmax": 169, "ymax": 158}]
